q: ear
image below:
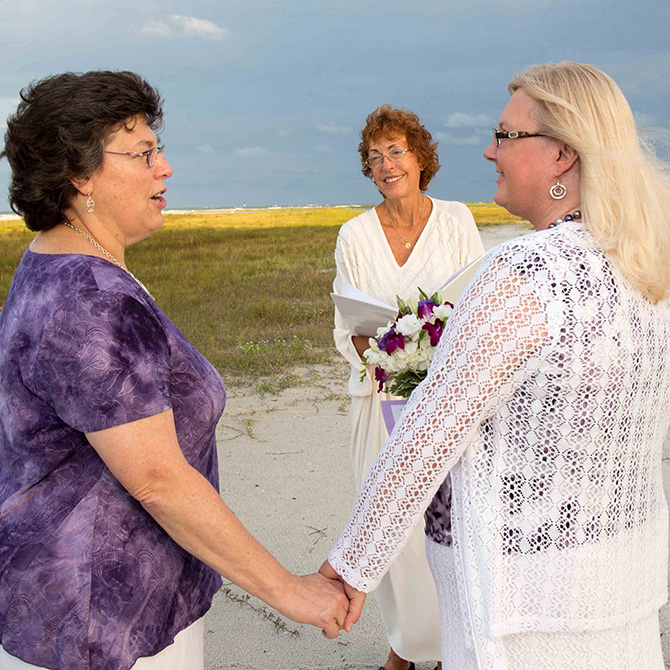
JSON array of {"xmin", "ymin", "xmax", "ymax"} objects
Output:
[
  {"xmin": 555, "ymin": 142, "xmax": 579, "ymax": 177},
  {"xmin": 70, "ymin": 176, "xmax": 92, "ymax": 195}
]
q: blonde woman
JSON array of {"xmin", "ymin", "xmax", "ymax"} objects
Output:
[{"xmin": 324, "ymin": 62, "xmax": 670, "ymax": 669}]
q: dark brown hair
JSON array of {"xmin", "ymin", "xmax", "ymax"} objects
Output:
[
  {"xmin": 1, "ymin": 71, "xmax": 164, "ymax": 231},
  {"xmin": 358, "ymin": 104, "xmax": 440, "ymax": 192}
]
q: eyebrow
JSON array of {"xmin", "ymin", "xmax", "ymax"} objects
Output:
[
  {"xmin": 369, "ymin": 142, "xmax": 406, "ymax": 153},
  {"xmin": 134, "ymin": 137, "xmax": 159, "ymax": 149}
]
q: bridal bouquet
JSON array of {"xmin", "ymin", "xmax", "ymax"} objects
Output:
[{"xmin": 361, "ymin": 288, "xmax": 453, "ymax": 399}]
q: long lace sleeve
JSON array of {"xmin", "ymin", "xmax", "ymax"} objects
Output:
[{"xmin": 328, "ymin": 251, "xmax": 554, "ymax": 591}]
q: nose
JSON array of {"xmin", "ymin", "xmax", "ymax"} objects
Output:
[
  {"xmin": 380, "ymin": 154, "xmax": 396, "ymax": 170},
  {"xmin": 483, "ymin": 138, "xmax": 497, "ymax": 162},
  {"xmin": 155, "ymin": 152, "xmax": 173, "ymax": 179}
]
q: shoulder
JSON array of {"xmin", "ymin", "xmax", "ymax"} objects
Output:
[
  {"xmin": 483, "ymin": 222, "xmax": 601, "ymax": 285},
  {"xmin": 337, "ymin": 207, "xmax": 378, "ymax": 244},
  {"xmin": 430, "ymin": 199, "xmax": 477, "ymax": 234},
  {"xmin": 430, "ymin": 198, "xmax": 473, "ymax": 221}
]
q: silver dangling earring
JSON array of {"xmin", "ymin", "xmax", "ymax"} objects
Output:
[
  {"xmin": 86, "ymin": 193, "xmax": 95, "ymax": 213},
  {"xmin": 550, "ymin": 178, "xmax": 567, "ymax": 200}
]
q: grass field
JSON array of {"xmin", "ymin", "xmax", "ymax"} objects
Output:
[{"xmin": 0, "ymin": 204, "xmax": 525, "ymax": 381}]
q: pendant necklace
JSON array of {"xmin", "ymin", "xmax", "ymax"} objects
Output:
[{"xmin": 386, "ymin": 196, "xmax": 425, "ymax": 250}]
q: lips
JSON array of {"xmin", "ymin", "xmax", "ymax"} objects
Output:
[
  {"xmin": 151, "ymin": 189, "xmax": 167, "ymax": 209},
  {"xmin": 383, "ymin": 175, "xmax": 404, "ymax": 184}
]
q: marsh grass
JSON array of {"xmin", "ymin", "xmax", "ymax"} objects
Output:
[{"xmin": 0, "ymin": 204, "xmax": 522, "ymax": 380}]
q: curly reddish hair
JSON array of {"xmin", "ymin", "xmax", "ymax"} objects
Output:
[{"xmin": 358, "ymin": 104, "xmax": 440, "ymax": 192}]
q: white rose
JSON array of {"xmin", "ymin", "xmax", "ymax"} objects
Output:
[{"xmin": 395, "ymin": 314, "xmax": 423, "ymax": 338}]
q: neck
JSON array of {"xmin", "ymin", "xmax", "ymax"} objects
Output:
[
  {"xmin": 530, "ymin": 199, "xmax": 582, "ymax": 231},
  {"xmin": 64, "ymin": 211, "xmax": 127, "ymax": 267},
  {"xmin": 384, "ymin": 192, "xmax": 425, "ymax": 226}
]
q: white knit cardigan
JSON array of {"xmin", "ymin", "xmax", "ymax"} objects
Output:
[{"xmin": 329, "ymin": 221, "xmax": 670, "ymax": 639}]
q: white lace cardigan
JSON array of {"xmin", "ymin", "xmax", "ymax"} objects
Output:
[{"xmin": 329, "ymin": 221, "xmax": 670, "ymax": 639}]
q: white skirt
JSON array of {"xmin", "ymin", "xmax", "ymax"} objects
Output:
[
  {"xmin": 0, "ymin": 618, "xmax": 203, "ymax": 670},
  {"xmin": 350, "ymin": 393, "xmax": 441, "ymax": 661},
  {"xmin": 425, "ymin": 538, "xmax": 665, "ymax": 670}
]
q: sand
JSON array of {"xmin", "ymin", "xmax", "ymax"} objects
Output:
[{"xmin": 203, "ymin": 359, "xmax": 670, "ymax": 670}]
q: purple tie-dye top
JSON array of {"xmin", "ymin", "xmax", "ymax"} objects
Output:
[{"xmin": 0, "ymin": 249, "xmax": 226, "ymax": 670}]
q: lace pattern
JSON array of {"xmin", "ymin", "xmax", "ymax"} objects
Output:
[{"xmin": 329, "ymin": 222, "xmax": 670, "ymax": 640}]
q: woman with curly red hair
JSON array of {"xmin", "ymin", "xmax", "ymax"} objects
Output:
[{"xmin": 332, "ymin": 105, "xmax": 484, "ymax": 670}]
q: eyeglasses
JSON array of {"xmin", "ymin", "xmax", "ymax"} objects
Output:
[
  {"xmin": 365, "ymin": 148, "xmax": 410, "ymax": 170},
  {"xmin": 493, "ymin": 129, "xmax": 548, "ymax": 147},
  {"xmin": 104, "ymin": 145, "xmax": 166, "ymax": 167}
]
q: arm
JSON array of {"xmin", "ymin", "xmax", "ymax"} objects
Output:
[
  {"xmin": 328, "ymin": 253, "xmax": 553, "ymax": 592},
  {"xmin": 87, "ymin": 410, "xmax": 352, "ymax": 637},
  {"xmin": 27, "ymin": 290, "xmax": 351, "ymax": 636},
  {"xmin": 333, "ymin": 230, "xmax": 371, "ymax": 367}
]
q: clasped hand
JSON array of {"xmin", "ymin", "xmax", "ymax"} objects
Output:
[{"xmin": 280, "ymin": 561, "xmax": 366, "ymax": 639}]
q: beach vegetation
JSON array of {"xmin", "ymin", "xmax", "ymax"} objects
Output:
[{"xmin": 0, "ymin": 204, "xmax": 523, "ymax": 382}]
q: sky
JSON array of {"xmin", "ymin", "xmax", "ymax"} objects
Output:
[{"xmin": 0, "ymin": 0, "xmax": 669, "ymax": 210}]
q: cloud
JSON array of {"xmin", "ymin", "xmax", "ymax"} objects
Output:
[
  {"xmin": 435, "ymin": 131, "xmax": 487, "ymax": 146},
  {"xmin": 138, "ymin": 15, "xmax": 228, "ymax": 40},
  {"xmin": 314, "ymin": 145, "xmax": 332, "ymax": 152},
  {"xmin": 233, "ymin": 147, "xmax": 269, "ymax": 158},
  {"xmin": 317, "ymin": 122, "xmax": 352, "ymax": 135},
  {"xmin": 444, "ymin": 112, "xmax": 495, "ymax": 128},
  {"xmin": 197, "ymin": 145, "xmax": 214, "ymax": 154},
  {"xmin": 140, "ymin": 20, "xmax": 172, "ymax": 37},
  {"xmin": 0, "ymin": 97, "xmax": 19, "ymax": 129}
]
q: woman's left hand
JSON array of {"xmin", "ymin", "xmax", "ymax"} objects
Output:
[{"xmin": 319, "ymin": 559, "xmax": 367, "ymax": 632}]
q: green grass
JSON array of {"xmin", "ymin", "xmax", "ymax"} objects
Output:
[{"xmin": 0, "ymin": 204, "xmax": 523, "ymax": 381}]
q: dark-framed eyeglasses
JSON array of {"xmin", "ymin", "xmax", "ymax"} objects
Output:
[
  {"xmin": 493, "ymin": 129, "xmax": 548, "ymax": 147},
  {"xmin": 104, "ymin": 145, "xmax": 166, "ymax": 167},
  {"xmin": 365, "ymin": 148, "xmax": 410, "ymax": 170}
]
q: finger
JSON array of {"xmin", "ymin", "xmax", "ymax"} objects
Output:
[
  {"xmin": 321, "ymin": 620, "xmax": 340, "ymax": 639},
  {"xmin": 318, "ymin": 559, "xmax": 339, "ymax": 580},
  {"xmin": 343, "ymin": 592, "xmax": 366, "ymax": 632}
]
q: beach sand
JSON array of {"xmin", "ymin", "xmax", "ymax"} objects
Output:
[{"xmin": 205, "ymin": 359, "xmax": 670, "ymax": 669}]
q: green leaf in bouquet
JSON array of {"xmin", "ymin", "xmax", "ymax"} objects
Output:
[
  {"xmin": 387, "ymin": 369, "xmax": 427, "ymax": 399},
  {"xmin": 418, "ymin": 287, "xmax": 430, "ymax": 300}
]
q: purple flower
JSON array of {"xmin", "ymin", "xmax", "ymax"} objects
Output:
[
  {"xmin": 374, "ymin": 366, "xmax": 390, "ymax": 392},
  {"xmin": 417, "ymin": 299, "xmax": 435, "ymax": 319},
  {"xmin": 422, "ymin": 319, "xmax": 444, "ymax": 346},
  {"xmin": 378, "ymin": 328, "xmax": 405, "ymax": 355}
]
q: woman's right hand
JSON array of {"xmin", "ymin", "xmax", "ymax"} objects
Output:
[{"xmin": 276, "ymin": 572, "xmax": 351, "ymax": 638}]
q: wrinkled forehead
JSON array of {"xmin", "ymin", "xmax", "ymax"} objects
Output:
[
  {"xmin": 366, "ymin": 133, "xmax": 408, "ymax": 154},
  {"xmin": 104, "ymin": 115, "xmax": 158, "ymax": 149},
  {"xmin": 498, "ymin": 89, "xmax": 543, "ymax": 131}
]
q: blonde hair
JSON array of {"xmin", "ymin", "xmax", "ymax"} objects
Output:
[{"xmin": 510, "ymin": 61, "xmax": 670, "ymax": 303}]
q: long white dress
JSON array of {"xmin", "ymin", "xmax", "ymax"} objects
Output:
[
  {"xmin": 329, "ymin": 220, "xmax": 670, "ymax": 669},
  {"xmin": 333, "ymin": 197, "xmax": 484, "ymax": 661}
]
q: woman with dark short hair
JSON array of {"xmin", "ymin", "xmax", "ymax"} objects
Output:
[
  {"xmin": 0, "ymin": 71, "xmax": 355, "ymax": 670},
  {"xmin": 332, "ymin": 105, "xmax": 484, "ymax": 670}
]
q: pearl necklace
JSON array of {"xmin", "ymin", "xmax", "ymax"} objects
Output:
[{"xmin": 547, "ymin": 210, "xmax": 581, "ymax": 229}]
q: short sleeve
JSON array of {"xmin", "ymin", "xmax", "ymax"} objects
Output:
[{"xmin": 25, "ymin": 290, "xmax": 172, "ymax": 433}]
